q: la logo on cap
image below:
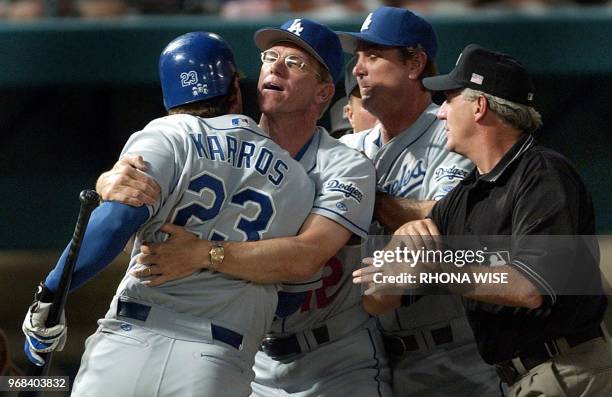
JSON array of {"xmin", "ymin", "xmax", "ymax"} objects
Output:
[
  {"xmin": 287, "ymin": 19, "xmax": 304, "ymax": 36},
  {"xmin": 361, "ymin": 13, "xmax": 373, "ymax": 31}
]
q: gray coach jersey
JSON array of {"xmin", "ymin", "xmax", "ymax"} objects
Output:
[
  {"xmin": 270, "ymin": 127, "xmax": 376, "ymax": 333},
  {"xmin": 112, "ymin": 114, "xmax": 315, "ymax": 338},
  {"xmin": 341, "ymin": 103, "xmax": 470, "ymax": 202},
  {"xmin": 340, "ymin": 103, "xmax": 473, "ymax": 333}
]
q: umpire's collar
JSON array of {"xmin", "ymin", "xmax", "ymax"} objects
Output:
[{"xmin": 463, "ymin": 133, "xmax": 535, "ymax": 185}]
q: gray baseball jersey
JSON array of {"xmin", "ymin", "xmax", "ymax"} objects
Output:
[
  {"xmin": 275, "ymin": 127, "xmax": 375, "ymax": 315},
  {"xmin": 252, "ymin": 128, "xmax": 394, "ymax": 397},
  {"xmin": 72, "ymin": 114, "xmax": 315, "ymax": 397},
  {"xmin": 341, "ymin": 103, "xmax": 498, "ymax": 397}
]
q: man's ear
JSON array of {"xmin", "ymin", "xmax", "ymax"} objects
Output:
[
  {"xmin": 474, "ymin": 94, "xmax": 488, "ymax": 122},
  {"xmin": 315, "ymin": 82, "xmax": 335, "ymax": 105},
  {"xmin": 344, "ymin": 104, "xmax": 354, "ymax": 128},
  {"xmin": 407, "ymin": 51, "xmax": 427, "ymax": 80}
]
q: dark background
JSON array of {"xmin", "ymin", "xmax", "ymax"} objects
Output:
[{"xmin": 1, "ymin": 11, "xmax": 610, "ymax": 251}]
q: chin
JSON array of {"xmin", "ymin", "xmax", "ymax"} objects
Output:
[{"xmin": 445, "ymin": 141, "xmax": 456, "ymax": 153}]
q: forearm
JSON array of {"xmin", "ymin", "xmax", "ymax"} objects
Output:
[
  {"xmin": 44, "ymin": 202, "xmax": 148, "ymax": 293},
  {"xmin": 218, "ymin": 214, "xmax": 353, "ymax": 283},
  {"xmin": 375, "ymin": 192, "xmax": 435, "ymax": 232},
  {"xmin": 427, "ymin": 263, "xmax": 543, "ymax": 309},
  {"xmin": 219, "ymin": 238, "xmax": 325, "ymax": 283}
]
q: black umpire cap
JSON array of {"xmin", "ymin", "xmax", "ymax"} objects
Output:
[{"xmin": 423, "ymin": 44, "xmax": 535, "ymax": 105}]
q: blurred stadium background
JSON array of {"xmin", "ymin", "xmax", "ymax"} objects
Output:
[{"xmin": 1, "ymin": 1, "xmax": 610, "ymax": 394}]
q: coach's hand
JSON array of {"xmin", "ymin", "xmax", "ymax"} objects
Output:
[
  {"xmin": 353, "ymin": 219, "xmax": 442, "ymax": 295},
  {"xmin": 22, "ymin": 301, "xmax": 67, "ymax": 366},
  {"xmin": 96, "ymin": 155, "xmax": 160, "ymax": 207},
  {"xmin": 353, "ymin": 257, "xmax": 414, "ymax": 295},
  {"xmin": 132, "ymin": 223, "xmax": 211, "ymax": 287}
]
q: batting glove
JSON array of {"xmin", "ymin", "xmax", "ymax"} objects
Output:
[{"xmin": 22, "ymin": 286, "xmax": 67, "ymax": 366}]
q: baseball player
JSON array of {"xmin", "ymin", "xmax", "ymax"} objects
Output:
[
  {"xmin": 96, "ymin": 19, "xmax": 394, "ymax": 397},
  {"xmin": 343, "ymin": 56, "xmax": 378, "ymax": 135},
  {"xmin": 337, "ymin": 7, "xmax": 499, "ymax": 396},
  {"xmin": 328, "ymin": 56, "xmax": 378, "ymax": 138},
  {"xmin": 21, "ymin": 32, "xmax": 315, "ymax": 397}
]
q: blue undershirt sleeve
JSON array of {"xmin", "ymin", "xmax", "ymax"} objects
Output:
[{"xmin": 44, "ymin": 201, "xmax": 150, "ymax": 293}]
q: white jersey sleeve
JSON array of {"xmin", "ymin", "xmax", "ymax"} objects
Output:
[
  {"xmin": 339, "ymin": 127, "xmax": 382, "ymax": 159},
  {"xmin": 305, "ymin": 128, "xmax": 376, "ymax": 238},
  {"xmin": 422, "ymin": 121, "xmax": 472, "ymax": 200},
  {"xmin": 120, "ymin": 116, "xmax": 187, "ymax": 217}
]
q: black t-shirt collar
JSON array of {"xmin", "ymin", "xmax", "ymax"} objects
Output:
[{"xmin": 462, "ymin": 134, "xmax": 535, "ymax": 185}]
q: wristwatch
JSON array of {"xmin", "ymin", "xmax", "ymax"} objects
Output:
[{"xmin": 208, "ymin": 241, "xmax": 225, "ymax": 271}]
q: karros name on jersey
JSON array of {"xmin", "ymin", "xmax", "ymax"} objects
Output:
[
  {"xmin": 325, "ymin": 180, "xmax": 363, "ymax": 202},
  {"xmin": 189, "ymin": 133, "xmax": 288, "ymax": 186},
  {"xmin": 381, "ymin": 159, "xmax": 426, "ymax": 196}
]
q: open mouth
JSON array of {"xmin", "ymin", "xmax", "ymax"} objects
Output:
[{"xmin": 263, "ymin": 82, "xmax": 283, "ymax": 91}]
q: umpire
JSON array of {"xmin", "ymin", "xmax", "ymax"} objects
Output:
[{"xmin": 391, "ymin": 44, "xmax": 612, "ymax": 396}]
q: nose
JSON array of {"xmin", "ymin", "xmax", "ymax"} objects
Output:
[
  {"xmin": 437, "ymin": 101, "xmax": 448, "ymax": 120},
  {"xmin": 353, "ymin": 53, "xmax": 366, "ymax": 78},
  {"xmin": 268, "ymin": 55, "xmax": 286, "ymax": 75}
]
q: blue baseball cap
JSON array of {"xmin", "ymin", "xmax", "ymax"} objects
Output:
[
  {"xmin": 254, "ymin": 18, "xmax": 344, "ymax": 83},
  {"xmin": 336, "ymin": 6, "xmax": 438, "ymax": 60}
]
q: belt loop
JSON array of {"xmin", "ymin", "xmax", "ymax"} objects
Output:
[
  {"xmin": 552, "ymin": 337, "xmax": 569, "ymax": 354},
  {"xmin": 295, "ymin": 331, "xmax": 312, "ymax": 354},
  {"xmin": 303, "ymin": 329, "xmax": 319, "ymax": 352},
  {"xmin": 601, "ymin": 322, "xmax": 611, "ymax": 342},
  {"xmin": 511, "ymin": 357, "xmax": 527, "ymax": 375}
]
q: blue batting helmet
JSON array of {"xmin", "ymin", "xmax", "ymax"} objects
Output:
[{"xmin": 159, "ymin": 32, "xmax": 237, "ymax": 110}]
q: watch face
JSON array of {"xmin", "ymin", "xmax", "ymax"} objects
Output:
[{"xmin": 210, "ymin": 246, "xmax": 224, "ymax": 267}]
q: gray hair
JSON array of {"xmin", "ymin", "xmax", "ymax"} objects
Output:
[{"xmin": 462, "ymin": 88, "xmax": 542, "ymax": 133}]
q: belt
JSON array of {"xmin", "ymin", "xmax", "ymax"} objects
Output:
[
  {"xmin": 260, "ymin": 325, "xmax": 330, "ymax": 361},
  {"xmin": 495, "ymin": 325, "xmax": 605, "ymax": 385},
  {"xmin": 116, "ymin": 300, "xmax": 243, "ymax": 350},
  {"xmin": 383, "ymin": 325, "xmax": 454, "ymax": 359}
]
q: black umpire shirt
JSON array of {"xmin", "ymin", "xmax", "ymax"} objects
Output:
[{"xmin": 429, "ymin": 133, "xmax": 607, "ymax": 364}]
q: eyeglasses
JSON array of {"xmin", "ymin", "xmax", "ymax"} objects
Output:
[{"xmin": 260, "ymin": 49, "xmax": 322, "ymax": 80}]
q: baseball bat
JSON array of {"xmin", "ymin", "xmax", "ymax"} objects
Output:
[{"xmin": 20, "ymin": 190, "xmax": 100, "ymax": 396}]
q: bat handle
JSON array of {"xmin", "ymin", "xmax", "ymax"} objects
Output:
[{"xmin": 80, "ymin": 189, "xmax": 101, "ymax": 207}]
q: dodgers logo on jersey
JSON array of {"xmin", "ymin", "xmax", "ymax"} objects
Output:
[
  {"xmin": 287, "ymin": 19, "xmax": 304, "ymax": 36},
  {"xmin": 326, "ymin": 180, "xmax": 363, "ymax": 203},
  {"xmin": 382, "ymin": 159, "xmax": 426, "ymax": 197},
  {"xmin": 434, "ymin": 165, "xmax": 468, "ymax": 182}
]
